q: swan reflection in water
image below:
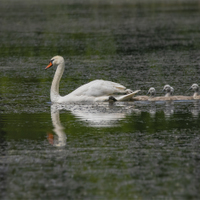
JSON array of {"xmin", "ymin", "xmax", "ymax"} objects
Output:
[
  {"xmin": 52, "ymin": 102, "xmax": 140, "ymax": 127},
  {"xmin": 48, "ymin": 102, "xmax": 141, "ymax": 146},
  {"xmin": 164, "ymin": 100, "xmax": 174, "ymax": 118},
  {"xmin": 143, "ymin": 100, "xmax": 174, "ymax": 119},
  {"xmin": 190, "ymin": 100, "xmax": 200, "ymax": 118},
  {"xmin": 48, "ymin": 104, "xmax": 67, "ymax": 147}
]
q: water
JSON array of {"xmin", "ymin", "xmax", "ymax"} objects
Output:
[{"xmin": 1, "ymin": 0, "xmax": 200, "ymax": 199}]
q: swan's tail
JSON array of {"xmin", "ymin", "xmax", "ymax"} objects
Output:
[{"xmin": 116, "ymin": 90, "xmax": 141, "ymax": 101}]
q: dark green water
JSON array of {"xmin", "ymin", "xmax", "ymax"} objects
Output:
[{"xmin": 1, "ymin": 0, "xmax": 200, "ymax": 199}]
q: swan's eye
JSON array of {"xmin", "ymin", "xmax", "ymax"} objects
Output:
[{"xmin": 50, "ymin": 59, "xmax": 54, "ymax": 64}]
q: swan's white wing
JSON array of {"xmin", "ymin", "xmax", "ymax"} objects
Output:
[
  {"xmin": 70, "ymin": 80, "xmax": 127, "ymax": 97},
  {"xmin": 116, "ymin": 90, "xmax": 141, "ymax": 101}
]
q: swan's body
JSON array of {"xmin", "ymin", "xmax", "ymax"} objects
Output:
[
  {"xmin": 46, "ymin": 56, "xmax": 140, "ymax": 103},
  {"xmin": 189, "ymin": 84, "xmax": 200, "ymax": 99}
]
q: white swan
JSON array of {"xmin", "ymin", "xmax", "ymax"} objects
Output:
[
  {"xmin": 132, "ymin": 87, "xmax": 156, "ymax": 101},
  {"xmin": 133, "ymin": 86, "xmax": 177, "ymax": 102},
  {"xmin": 45, "ymin": 56, "xmax": 140, "ymax": 103},
  {"xmin": 162, "ymin": 84, "xmax": 193, "ymax": 100},
  {"xmin": 189, "ymin": 83, "xmax": 200, "ymax": 99},
  {"xmin": 162, "ymin": 85, "xmax": 172, "ymax": 97},
  {"xmin": 147, "ymin": 87, "xmax": 172, "ymax": 101}
]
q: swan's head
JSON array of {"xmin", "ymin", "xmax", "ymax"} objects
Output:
[
  {"xmin": 162, "ymin": 84, "xmax": 171, "ymax": 93},
  {"xmin": 147, "ymin": 87, "xmax": 156, "ymax": 96},
  {"xmin": 189, "ymin": 83, "xmax": 199, "ymax": 92},
  {"xmin": 45, "ymin": 56, "xmax": 65, "ymax": 69}
]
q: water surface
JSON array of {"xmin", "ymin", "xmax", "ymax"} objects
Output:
[{"xmin": 0, "ymin": 0, "xmax": 200, "ymax": 199}]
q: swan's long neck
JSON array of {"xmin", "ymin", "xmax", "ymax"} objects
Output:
[
  {"xmin": 193, "ymin": 87, "xmax": 199, "ymax": 98},
  {"xmin": 165, "ymin": 92, "xmax": 171, "ymax": 97},
  {"xmin": 51, "ymin": 63, "xmax": 65, "ymax": 102},
  {"xmin": 193, "ymin": 91, "xmax": 199, "ymax": 98}
]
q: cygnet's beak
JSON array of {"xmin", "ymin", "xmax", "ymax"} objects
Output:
[
  {"xmin": 187, "ymin": 86, "xmax": 192, "ymax": 92},
  {"xmin": 45, "ymin": 61, "xmax": 53, "ymax": 69}
]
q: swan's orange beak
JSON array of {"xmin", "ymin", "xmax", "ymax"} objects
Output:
[{"xmin": 45, "ymin": 62, "xmax": 53, "ymax": 69}]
